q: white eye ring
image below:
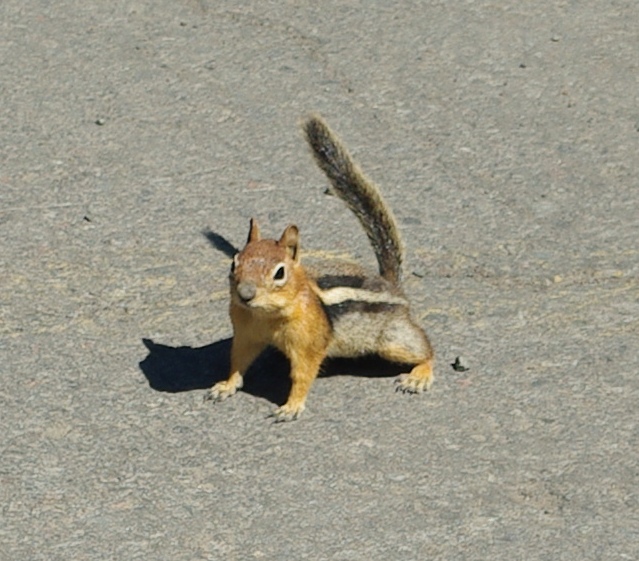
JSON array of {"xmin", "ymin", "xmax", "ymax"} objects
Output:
[
  {"xmin": 231, "ymin": 254, "xmax": 240, "ymax": 273},
  {"xmin": 272, "ymin": 263, "xmax": 287, "ymax": 286}
]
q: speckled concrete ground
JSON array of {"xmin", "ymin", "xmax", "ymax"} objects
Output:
[{"xmin": 1, "ymin": 2, "xmax": 638, "ymax": 560}]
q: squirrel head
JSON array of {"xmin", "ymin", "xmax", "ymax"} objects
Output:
[{"xmin": 229, "ymin": 218, "xmax": 303, "ymax": 314}]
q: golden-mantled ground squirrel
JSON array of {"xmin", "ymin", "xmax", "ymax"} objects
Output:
[{"xmin": 206, "ymin": 115, "xmax": 434, "ymax": 421}]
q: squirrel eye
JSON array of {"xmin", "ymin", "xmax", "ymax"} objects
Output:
[
  {"xmin": 231, "ymin": 254, "xmax": 239, "ymax": 273},
  {"xmin": 273, "ymin": 264, "xmax": 286, "ymax": 283}
]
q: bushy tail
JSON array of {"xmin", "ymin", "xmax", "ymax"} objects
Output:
[{"xmin": 303, "ymin": 114, "xmax": 404, "ymax": 284}]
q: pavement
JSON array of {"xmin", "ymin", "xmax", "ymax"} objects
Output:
[{"xmin": 1, "ymin": 1, "xmax": 638, "ymax": 560}]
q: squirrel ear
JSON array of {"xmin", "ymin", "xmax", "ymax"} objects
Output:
[
  {"xmin": 247, "ymin": 218, "xmax": 261, "ymax": 243},
  {"xmin": 278, "ymin": 224, "xmax": 300, "ymax": 262}
]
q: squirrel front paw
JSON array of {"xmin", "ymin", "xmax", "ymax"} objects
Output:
[
  {"xmin": 271, "ymin": 401, "xmax": 305, "ymax": 422},
  {"xmin": 205, "ymin": 379, "xmax": 242, "ymax": 402}
]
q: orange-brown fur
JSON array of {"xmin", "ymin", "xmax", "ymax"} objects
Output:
[{"xmin": 208, "ymin": 219, "xmax": 332, "ymax": 420}]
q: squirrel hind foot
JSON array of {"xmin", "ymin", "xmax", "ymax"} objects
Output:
[{"xmin": 394, "ymin": 361, "xmax": 434, "ymax": 394}]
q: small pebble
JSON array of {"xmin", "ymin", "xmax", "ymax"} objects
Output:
[{"xmin": 451, "ymin": 356, "xmax": 469, "ymax": 372}]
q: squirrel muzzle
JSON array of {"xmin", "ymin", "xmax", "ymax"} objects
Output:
[{"xmin": 236, "ymin": 281, "xmax": 257, "ymax": 304}]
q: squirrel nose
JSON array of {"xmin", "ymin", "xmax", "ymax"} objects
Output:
[{"xmin": 237, "ymin": 282, "xmax": 257, "ymax": 303}]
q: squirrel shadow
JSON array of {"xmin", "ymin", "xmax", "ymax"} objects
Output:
[
  {"xmin": 139, "ymin": 338, "xmax": 292, "ymax": 405},
  {"xmin": 139, "ymin": 338, "xmax": 409, "ymax": 406},
  {"xmin": 139, "ymin": 228, "xmax": 409, "ymax": 406},
  {"xmin": 202, "ymin": 227, "xmax": 239, "ymax": 258}
]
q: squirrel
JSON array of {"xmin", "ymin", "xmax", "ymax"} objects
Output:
[{"xmin": 205, "ymin": 114, "xmax": 434, "ymax": 421}]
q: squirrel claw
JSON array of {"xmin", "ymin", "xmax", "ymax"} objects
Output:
[
  {"xmin": 271, "ymin": 403, "xmax": 305, "ymax": 422},
  {"xmin": 394, "ymin": 373, "xmax": 426, "ymax": 394},
  {"xmin": 205, "ymin": 381, "xmax": 239, "ymax": 403}
]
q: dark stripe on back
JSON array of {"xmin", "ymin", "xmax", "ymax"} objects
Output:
[
  {"xmin": 322, "ymin": 299, "xmax": 401, "ymax": 323},
  {"xmin": 316, "ymin": 274, "xmax": 390, "ymax": 292},
  {"xmin": 316, "ymin": 275, "xmax": 366, "ymax": 290}
]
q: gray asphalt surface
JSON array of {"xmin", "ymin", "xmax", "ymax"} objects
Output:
[{"xmin": 2, "ymin": 2, "xmax": 638, "ymax": 560}]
